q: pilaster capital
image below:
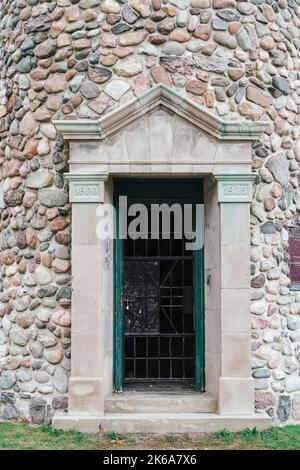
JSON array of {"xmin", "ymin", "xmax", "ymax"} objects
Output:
[
  {"xmin": 64, "ymin": 172, "xmax": 108, "ymax": 203},
  {"xmin": 215, "ymin": 172, "xmax": 256, "ymax": 203}
]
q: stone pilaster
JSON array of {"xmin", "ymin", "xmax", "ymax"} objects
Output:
[
  {"xmin": 215, "ymin": 173, "xmax": 256, "ymax": 415},
  {"xmin": 53, "ymin": 172, "xmax": 108, "ymax": 432}
]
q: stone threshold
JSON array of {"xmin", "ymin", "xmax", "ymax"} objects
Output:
[
  {"xmin": 52, "ymin": 411, "xmax": 271, "ymax": 434},
  {"xmin": 101, "ymin": 412, "xmax": 272, "ymax": 434},
  {"xmin": 104, "ymin": 392, "xmax": 217, "ymax": 414}
]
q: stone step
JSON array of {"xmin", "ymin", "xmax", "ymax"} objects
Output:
[
  {"xmin": 101, "ymin": 412, "xmax": 271, "ymax": 434},
  {"xmin": 104, "ymin": 393, "xmax": 217, "ymax": 413}
]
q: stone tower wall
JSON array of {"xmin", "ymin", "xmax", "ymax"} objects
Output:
[{"xmin": 1, "ymin": 0, "xmax": 300, "ymax": 424}]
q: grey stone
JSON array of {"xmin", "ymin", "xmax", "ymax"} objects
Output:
[
  {"xmin": 122, "ymin": 4, "xmax": 139, "ymax": 24},
  {"xmin": 56, "ymin": 287, "xmax": 72, "ymax": 301},
  {"xmin": 21, "ymin": 37, "xmax": 36, "ymax": 51},
  {"xmin": 237, "ymin": 2, "xmax": 257, "ymax": 15},
  {"xmin": 27, "ymin": 170, "xmax": 53, "ymax": 189},
  {"xmin": 272, "ymin": 76, "xmax": 289, "ymax": 95},
  {"xmin": 0, "ymin": 392, "xmax": 15, "ymax": 404},
  {"xmin": 176, "ymin": 10, "xmax": 188, "ymax": 27},
  {"xmin": 17, "ymin": 369, "xmax": 32, "ymax": 382},
  {"xmin": 194, "ymin": 56, "xmax": 228, "ymax": 74},
  {"xmin": 161, "ymin": 42, "xmax": 185, "ymax": 56},
  {"xmin": 212, "ymin": 18, "xmax": 227, "ymax": 31},
  {"xmin": 104, "ymin": 78, "xmax": 130, "ymax": 101},
  {"xmin": 216, "ymin": 10, "xmax": 240, "ymax": 22},
  {"xmin": 2, "ymin": 404, "xmax": 20, "ymax": 420},
  {"xmin": 0, "ymin": 371, "xmax": 16, "ymax": 390},
  {"xmin": 285, "ymin": 375, "xmax": 300, "ymax": 392},
  {"xmin": 277, "ymin": 395, "xmax": 291, "ymax": 421},
  {"xmin": 287, "ymin": 315, "xmax": 300, "ymax": 331},
  {"xmin": 236, "ymin": 28, "xmax": 251, "ymax": 51},
  {"xmin": 69, "ymin": 74, "xmax": 85, "ymax": 93},
  {"xmin": 29, "ymin": 396, "xmax": 47, "ymax": 424},
  {"xmin": 16, "ymin": 57, "xmax": 32, "ymax": 73},
  {"xmin": 10, "ymin": 327, "xmax": 29, "ymax": 347},
  {"xmin": 111, "ymin": 23, "xmax": 131, "ymax": 34},
  {"xmin": 255, "ymin": 21, "xmax": 269, "ymax": 38},
  {"xmin": 267, "ymin": 154, "xmax": 289, "ymax": 187},
  {"xmin": 260, "ymin": 221, "xmax": 277, "ymax": 234},
  {"xmin": 80, "ymin": 80, "xmax": 101, "ymax": 99},
  {"xmin": 65, "ymin": 20, "xmax": 85, "ymax": 33},
  {"xmin": 52, "ymin": 367, "xmax": 68, "ymax": 393},
  {"xmin": 252, "ymin": 369, "xmax": 271, "ymax": 378},
  {"xmin": 138, "ymin": 43, "xmax": 159, "ymax": 56},
  {"xmin": 4, "ymin": 189, "xmax": 25, "ymax": 207},
  {"xmin": 214, "ymin": 32, "xmax": 237, "ymax": 49},
  {"xmin": 38, "ymin": 189, "xmax": 68, "ymax": 208}
]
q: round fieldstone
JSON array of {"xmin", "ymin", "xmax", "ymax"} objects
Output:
[
  {"xmin": 272, "ymin": 76, "xmax": 289, "ymax": 96},
  {"xmin": 52, "ymin": 367, "xmax": 68, "ymax": 393},
  {"xmin": 29, "ymin": 397, "xmax": 47, "ymax": 425},
  {"xmin": 2, "ymin": 404, "xmax": 20, "ymax": 420},
  {"xmin": 0, "ymin": 371, "xmax": 16, "ymax": 390},
  {"xmin": 161, "ymin": 41, "xmax": 185, "ymax": 55},
  {"xmin": 10, "ymin": 327, "xmax": 29, "ymax": 347},
  {"xmin": 38, "ymin": 189, "xmax": 68, "ymax": 208}
]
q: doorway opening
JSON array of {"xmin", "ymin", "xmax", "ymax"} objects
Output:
[{"xmin": 114, "ymin": 179, "xmax": 204, "ymax": 392}]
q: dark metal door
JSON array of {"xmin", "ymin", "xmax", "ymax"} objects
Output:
[
  {"xmin": 113, "ymin": 179, "xmax": 204, "ymax": 392},
  {"xmin": 123, "ymin": 236, "xmax": 195, "ymax": 386}
]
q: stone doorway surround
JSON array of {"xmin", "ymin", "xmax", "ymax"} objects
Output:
[{"xmin": 52, "ymin": 84, "xmax": 271, "ymax": 433}]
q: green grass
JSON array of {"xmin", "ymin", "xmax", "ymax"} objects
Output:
[{"xmin": 0, "ymin": 422, "xmax": 299, "ymax": 450}]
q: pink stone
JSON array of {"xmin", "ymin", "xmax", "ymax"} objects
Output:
[
  {"xmin": 169, "ymin": 28, "xmax": 191, "ymax": 43},
  {"xmin": 65, "ymin": 5, "xmax": 80, "ymax": 22},
  {"xmin": 51, "ymin": 310, "xmax": 71, "ymax": 327},
  {"xmin": 100, "ymin": 32, "xmax": 117, "ymax": 48},
  {"xmin": 260, "ymin": 36, "xmax": 276, "ymax": 51},
  {"xmin": 44, "ymin": 74, "xmax": 68, "ymax": 93},
  {"xmin": 212, "ymin": 0, "xmax": 236, "ymax": 8},
  {"xmin": 255, "ymin": 391, "xmax": 276, "ymax": 409},
  {"xmin": 150, "ymin": 65, "xmax": 172, "ymax": 86},
  {"xmin": 193, "ymin": 24, "xmax": 211, "ymax": 41},
  {"xmin": 186, "ymin": 79, "xmax": 207, "ymax": 96},
  {"xmin": 52, "ymin": 258, "xmax": 71, "ymax": 273}
]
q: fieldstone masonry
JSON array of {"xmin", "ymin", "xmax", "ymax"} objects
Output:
[{"xmin": 0, "ymin": 0, "xmax": 300, "ymax": 427}]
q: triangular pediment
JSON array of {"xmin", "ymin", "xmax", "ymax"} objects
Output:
[{"xmin": 53, "ymin": 84, "xmax": 267, "ymax": 142}]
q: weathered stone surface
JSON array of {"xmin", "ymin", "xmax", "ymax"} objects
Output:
[
  {"xmin": 255, "ymin": 391, "xmax": 276, "ymax": 409},
  {"xmin": 88, "ymin": 66, "xmax": 112, "ymax": 84},
  {"xmin": 246, "ymin": 85, "xmax": 273, "ymax": 107},
  {"xmin": 38, "ymin": 189, "xmax": 68, "ymax": 208},
  {"xmin": 119, "ymin": 32, "xmax": 146, "ymax": 46},
  {"xmin": 277, "ymin": 396, "xmax": 291, "ymax": 422},
  {"xmin": 35, "ymin": 40, "xmax": 57, "ymax": 59},
  {"xmin": 104, "ymin": 79, "xmax": 130, "ymax": 100},
  {"xmin": 2, "ymin": 404, "xmax": 20, "ymax": 420},
  {"xmin": 0, "ymin": 372, "xmax": 16, "ymax": 390},
  {"xmin": 267, "ymin": 154, "xmax": 289, "ymax": 187},
  {"xmin": 114, "ymin": 57, "xmax": 143, "ymax": 77},
  {"xmin": 52, "ymin": 367, "xmax": 68, "ymax": 393},
  {"xmin": 27, "ymin": 170, "xmax": 54, "ymax": 189},
  {"xmin": 29, "ymin": 397, "xmax": 47, "ymax": 424},
  {"xmin": 44, "ymin": 75, "xmax": 68, "ymax": 93},
  {"xmin": 19, "ymin": 112, "xmax": 36, "ymax": 136},
  {"xmin": 80, "ymin": 80, "xmax": 101, "ymax": 99}
]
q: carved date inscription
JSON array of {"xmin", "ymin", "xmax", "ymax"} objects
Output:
[
  {"xmin": 74, "ymin": 184, "xmax": 99, "ymax": 197},
  {"xmin": 223, "ymin": 183, "xmax": 248, "ymax": 197}
]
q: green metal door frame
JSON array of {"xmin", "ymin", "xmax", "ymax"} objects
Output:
[{"xmin": 113, "ymin": 178, "xmax": 205, "ymax": 392}]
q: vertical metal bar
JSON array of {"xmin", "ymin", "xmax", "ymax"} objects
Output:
[{"xmin": 113, "ymin": 201, "xmax": 123, "ymax": 392}]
